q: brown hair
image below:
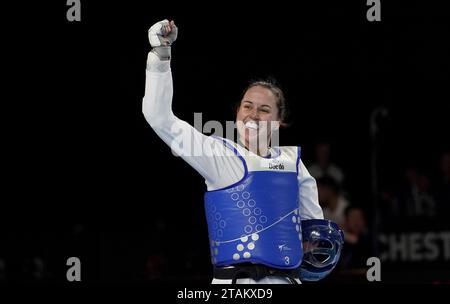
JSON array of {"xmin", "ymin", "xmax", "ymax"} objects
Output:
[{"xmin": 236, "ymin": 78, "xmax": 290, "ymax": 128}]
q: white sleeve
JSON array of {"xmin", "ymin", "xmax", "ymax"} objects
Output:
[
  {"xmin": 142, "ymin": 55, "xmax": 244, "ymax": 189},
  {"xmin": 298, "ymin": 159, "xmax": 324, "ymax": 220}
]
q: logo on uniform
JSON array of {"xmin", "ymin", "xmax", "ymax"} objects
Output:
[
  {"xmin": 278, "ymin": 244, "xmax": 292, "ymax": 252},
  {"xmin": 268, "ymin": 160, "xmax": 284, "ymax": 170}
]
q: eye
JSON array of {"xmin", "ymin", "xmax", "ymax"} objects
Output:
[
  {"xmin": 259, "ymin": 108, "xmax": 270, "ymax": 113},
  {"xmin": 243, "ymin": 105, "xmax": 251, "ymax": 109}
]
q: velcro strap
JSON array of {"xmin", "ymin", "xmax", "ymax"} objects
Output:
[{"xmin": 152, "ymin": 46, "xmax": 171, "ymax": 61}]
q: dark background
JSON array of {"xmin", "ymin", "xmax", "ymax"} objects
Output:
[{"xmin": 2, "ymin": 0, "xmax": 449, "ymax": 283}]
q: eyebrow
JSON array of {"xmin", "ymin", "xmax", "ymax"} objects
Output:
[{"xmin": 242, "ymin": 101, "xmax": 272, "ymax": 109}]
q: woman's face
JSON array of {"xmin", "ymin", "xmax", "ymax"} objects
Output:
[{"xmin": 236, "ymin": 86, "xmax": 280, "ymax": 149}]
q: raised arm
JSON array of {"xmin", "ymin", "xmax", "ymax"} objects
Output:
[{"xmin": 142, "ymin": 20, "xmax": 244, "ymax": 189}]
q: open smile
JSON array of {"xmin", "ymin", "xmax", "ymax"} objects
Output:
[{"xmin": 245, "ymin": 121, "xmax": 259, "ymax": 130}]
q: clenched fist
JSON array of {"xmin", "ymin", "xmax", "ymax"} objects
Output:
[{"xmin": 148, "ymin": 19, "xmax": 178, "ymax": 61}]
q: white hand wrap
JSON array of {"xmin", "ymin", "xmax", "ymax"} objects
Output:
[{"xmin": 148, "ymin": 19, "xmax": 178, "ymax": 61}]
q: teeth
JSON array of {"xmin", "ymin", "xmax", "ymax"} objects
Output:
[{"xmin": 245, "ymin": 121, "xmax": 259, "ymax": 130}]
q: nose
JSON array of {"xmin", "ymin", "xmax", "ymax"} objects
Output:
[{"xmin": 249, "ymin": 108, "xmax": 259, "ymax": 120}]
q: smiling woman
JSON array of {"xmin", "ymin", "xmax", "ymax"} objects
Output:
[
  {"xmin": 142, "ymin": 19, "xmax": 344, "ymax": 284},
  {"xmin": 235, "ymin": 80, "xmax": 287, "ymax": 157}
]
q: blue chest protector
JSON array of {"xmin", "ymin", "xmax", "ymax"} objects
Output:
[{"xmin": 204, "ymin": 139, "xmax": 303, "ymax": 269}]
